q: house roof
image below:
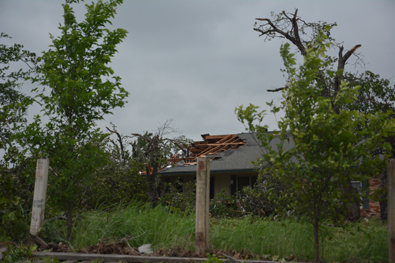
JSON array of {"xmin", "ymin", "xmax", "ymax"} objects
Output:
[{"xmin": 159, "ymin": 132, "xmax": 294, "ymax": 176}]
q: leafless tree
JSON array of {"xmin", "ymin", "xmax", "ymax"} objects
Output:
[{"xmin": 255, "ymin": 9, "xmax": 361, "ymax": 102}]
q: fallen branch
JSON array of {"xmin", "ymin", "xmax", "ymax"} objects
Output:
[
  {"xmin": 45, "ymin": 215, "xmax": 67, "ymax": 223},
  {"xmin": 121, "ymin": 239, "xmax": 139, "ymax": 254},
  {"xmin": 120, "ymin": 231, "xmax": 147, "ymax": 254},
  {"xmin": 219, "ymin": 252, "xmax": 239, "ymax": 263},
  {"xmin": 29, "ymin": 234, "xmax": 48, "ymax": 247}
]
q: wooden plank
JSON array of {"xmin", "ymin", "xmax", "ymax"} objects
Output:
[
  {"xmin": 169, "ymin": 157, "xmax": 197, "ymax": 161},
  {"xmin": 204, "ymin": 134, "xmax": 236, "ymax": 140},
  {"xmin": 196, "ymin": 157, "xmax": 210, "ymax": 254},
  {"xmin": 32, "ymin": 252, "xmax": 214, "ymax": 262},
  {"xmin": 30, "ymin": 234, "xmax": 48, "ymax": 247},
  {"xmin": 31, "ymin": 252, "xmax": 285, "ymax": 263},
  {"xmin": 389, "ymin": 158, "xmax": 395, "ymax": 263},
  {"xmin": 192, "ymin": 143, "xmax": 246, "ymax": 148},
  {"xmin": 215, "ymin": 134, "xmax": 234, "ymax": 143},
  {"xmin": 30, "ymin": 159, "xmax": 49, "ymax": 235}
]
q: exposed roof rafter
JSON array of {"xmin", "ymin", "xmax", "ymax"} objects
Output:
[{"xmin": 169, "ymin": 133, "xmax": 246, "ymax": 166}]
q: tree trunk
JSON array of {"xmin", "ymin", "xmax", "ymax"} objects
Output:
[
  {"xmin": 343, "ymin": 182, "xmax": 360, "ymax": 222},
  {"xmin": 146, "ymin": 165, "xmax": 159, "ymax": 206},
  {"xmin": 313, "ymin": 217, "xmax": 319, "ymax": 263},
  {"xmin": 380, "ymin": 168, "xmax": 388, "ymax": 221},
  {"xmin": 66, "ymin": 201, "xmax": 73, "ymax": 241}
]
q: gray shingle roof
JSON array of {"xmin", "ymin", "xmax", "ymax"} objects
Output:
[{"xmin": 159, "ymin": 132, "xmax": 294, "ymax": 175}]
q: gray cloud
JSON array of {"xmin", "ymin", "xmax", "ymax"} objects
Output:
[{"xmin": 1, "ymin": 0, "xmax": 394, "ymax": 141}]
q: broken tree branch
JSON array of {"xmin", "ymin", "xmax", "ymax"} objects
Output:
[{"xmin": 267, "ymin": 86, "xmax": 289, "ymax": 92}]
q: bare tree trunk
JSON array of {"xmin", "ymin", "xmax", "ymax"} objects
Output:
[{"xmin": 66, "ymin": 201, "xmax": 73, "ymax": 241}]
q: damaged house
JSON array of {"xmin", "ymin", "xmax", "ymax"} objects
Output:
[
  {"xmin": 159, "ymin": 133, "xmax": 265, "ymax": 198},
  {"xmin": 159, "ymin": 132, "xmax": 382, "ymax": 218}
]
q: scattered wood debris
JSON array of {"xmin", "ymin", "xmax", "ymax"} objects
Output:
[{"xmin": 169, "ymin": 134, "xmax": 246, "ymax": 166}]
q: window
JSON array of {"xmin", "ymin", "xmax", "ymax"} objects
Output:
[
  {"xmin": 231, "ymin": 175, "xmax": 259, "ymax": 195},
  {"xmin": 210, "ymin": 176, "xmax": 215, "ymax": 199},
  {"xmin": 351, "ymin": 180, "xmax": 369, "ymax": 209},
  {"xmin": 237, "ymin": 176, "xmax": 250, "ymax": 192}
]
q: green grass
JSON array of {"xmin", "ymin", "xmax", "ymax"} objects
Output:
[
  {"xmin": 70, "ymin": 202, "xmax": 196, "ymax": 249},
  {"xmin": 41, "ymin": 202, "xmax": 388, "ymax": 262},
  {"xmin": 210, "ymin": 216, "xmax": 387, "ymax": 262}
]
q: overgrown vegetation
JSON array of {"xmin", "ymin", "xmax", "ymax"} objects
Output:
[
  {"xmin": 34, "ymin": 202, "xmax": 388, "ymax": 262},
  {"xmin": 0, "ymin": 31, "xmax": 37, "ymax": 243},
  {"xmin": 237, "ymin": 9, "xmax": 394, "ymax": 263},
  {"xmin": 1, "ymin": 5, "xmax": 394, "ymax": 263}
]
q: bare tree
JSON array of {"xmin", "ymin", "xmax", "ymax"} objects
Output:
[
  {"xmin": 106, "ymin": 123, "xmax": 132, "ymax": 166},
  {"xmin": 255, "ymin": 9, "xmax": 361, "ymax": 102}
]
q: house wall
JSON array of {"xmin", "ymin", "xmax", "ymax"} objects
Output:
[
  {"xmin": 160, "ymin": 171, "xmax": 258, "ymax": 198},
  {"xmin": 360, "ymin": 174, "xmax": 381, "ymax": 218},
  {"xmin": 161, "ymin": 172, "xmax": 383, "ymax": 218},
  {"xmin": 214, "ymin": 174, "xmax": 230, "ymax": 196}
]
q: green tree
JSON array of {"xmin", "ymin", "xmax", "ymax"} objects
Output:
[
  {"xmin": 254, "ymin": 9, "xmax": 395, "ymax": 221},
  {"xmin": 28, "ymin": 0, "xmax": 128, "ymax": 240},
  {"xmin": 0, "ymin": 32, "xmax": 35, "ymax": 160},
  {"xmin": 0, "ymin": 33, "xmax": 37, "ymax": 241},
  {"xmin": 131, "ymin": 120, "xmax": 193, "ymax": 205},
  {"xmin": 236, "ymin": 29, "xmax": 394, "ymax": 263}
]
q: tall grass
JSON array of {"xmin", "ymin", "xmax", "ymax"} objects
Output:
[
  {"xmin": 210, "ymin": 217, "xmax": 314, "ymax": 260},
  {"xmin": 210, "ymin": 216, "xmax": 387, "ymax": 262},
  {"xmin": 42, "ymin": 203, "xmax": 388, "ymax": 262},
  {"xmin": 71, "ymin": 202, "xmax": 195, "ymax": 249}
]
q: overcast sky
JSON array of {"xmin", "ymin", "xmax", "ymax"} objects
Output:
[{"xmin": 1, "ymin": 0, "xmax": 394, "ymax": 142}]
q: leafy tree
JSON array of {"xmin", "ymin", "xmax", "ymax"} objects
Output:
[
  {"xmin": 131, "ymin": 120, "xmax": 193, "ymax": 205},
  {"xmin": 83, "ymin": 123, "xmax": 149, "ymax": 207},
  {"xmin": 27, "ymin": 0, "xmax": 128, "ymax": 240},
  {"xmin": 0, "ymin": 33, "xmax": 37, "ymax": 241},
  {"xmin": 0, "ymin": 32, "xmax": 35, "ymax": 160},
  {"xmin": 253, "ymin": 9, "xmax": 395, "ymax": 220},
  {"xmin": 236, "ymin": 29, "xmax": 394, "ymax": 263}
]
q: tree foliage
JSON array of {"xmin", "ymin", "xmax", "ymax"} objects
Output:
[
  {"xmin": 131, "ymin": 120, "xmax": 193, "ymax": 205},
  {"xmin": 0, "ymin": 33, "xmax": 36, "ymax": 160},
  {"xmin": 236, "ymin": 27, "xmax": 394, "ymax": 262},
  {"xmin": 25, "ymin": 0, "xmax": 128, "ymax": 240},
  {"xmin": 254, "ymin": 9, "xmax": 395, "ymax": 221},
  {"xmin": 0, "ymin": 33, "xmax": 37, "ymax": 241}
]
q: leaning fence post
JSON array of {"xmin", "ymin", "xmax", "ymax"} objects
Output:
[
  {"xmin": 196, "ymin": 157, "xmax": 210, "ymax": 254},
  {"xmin": 30, "ymin": 159, "xmax": 49, "ymax": 236},
  {"xmin": 389, "ymin": 158, "xmax": 395, "ymax": 263}
]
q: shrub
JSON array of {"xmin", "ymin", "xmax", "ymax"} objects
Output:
[{"xmin": 160, "ymin": 179, "xmax": 196, "ymax": 213}]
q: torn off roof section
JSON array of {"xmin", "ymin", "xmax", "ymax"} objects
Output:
[{"xmin": 169, "ymin": 133, "xmax": 247, "ymax": 166}]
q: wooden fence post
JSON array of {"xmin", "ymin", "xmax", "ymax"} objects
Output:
[
  {"xmin": 389, "ymin": 158, "xmax": 395, "ymax": 263},
  {"xmin": 196, "ymin": 157, "xmax": 210, "ymax": 254},
  {"xmin": 30, "ymin": 159, "xmax": 49, "ymax": 236}
]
